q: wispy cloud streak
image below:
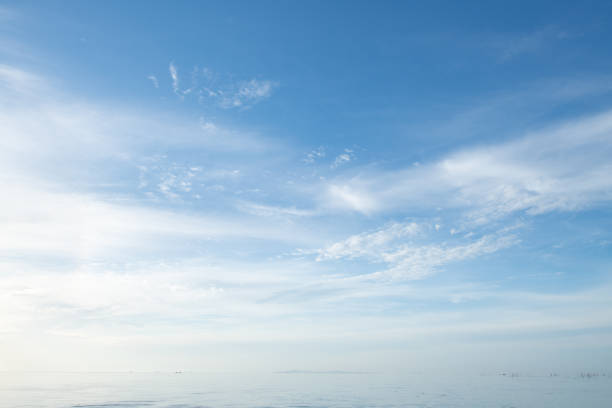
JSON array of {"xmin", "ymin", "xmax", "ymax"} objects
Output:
[
  {"xmin": 322, "ymin": 110, "xmax": 612, "ymax": 225},
  {"xmin": 169, "ymin": 62, "xmax": 179, "ymax": 94},
  {"xmin": 147, "ymin": 74, "xmax": 159, "ymax": 88}
]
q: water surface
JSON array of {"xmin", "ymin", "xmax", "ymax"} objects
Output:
[{"xmin": 2, "ymin": 371, "xmax": 610, "ymax": 408}]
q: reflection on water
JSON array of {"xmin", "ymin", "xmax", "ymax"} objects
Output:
[{"xmin": 1, "ymin": 371, "xmax": 611, "ymax": 408}]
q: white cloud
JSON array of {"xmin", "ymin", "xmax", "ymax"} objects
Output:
[
  {"xmin": 136, "ymin": 158, "xmax": 247, "ymax": 200},
  {"xmin": 303, "ymin": 146, "xmax": 326, "ymax": 164},
  {"xmin": 0, "ymin": 66, "xmax": 277, "ymax": 193},
  {"xmin": 0, "ymin": 183, "xmax": 324, "ymax": 263},
  {"xmin": 331, "ymin": 148, "xmax": 354, "ymax": 169},
  {"xmin": 0, "ymin": 64, "xmax": 314, "ymax": 262},
  {"xmin": 147, "ymin": 74, "xmax": 159, "ymax": 88},
  {"xmin": 325, "ymin": 184, "xmax": 379, "ymax": 214},
  {"xmin": 378, "ymin": 232, "xmax": 518, "ymax": 280},
  {"xmin": 238, "ymin": 202, "xmax": 317, "ymax": 218},
  {"xmin": 162, "ymin": 63, "xmax": 277, "ymax": 109},
  {"xmin": 155, "ymin": 165, "xmax": 200, "ymax": 198},
  {"xmin": 312, "ymin": 223, "xmax": 518, "ymax": 280},
  {"xmin": 320, "ymin": 110, "xmax": 612, "ymax": 224},
  {"xmin": 219, "ymin": 78, "xmax": 276, "ymax": 109},
  {"xmin": 0, "ymin": 64, "xmax": 45, "ymax": 98},
  {"xmin": 316, "ymin": 222, "xmax": 420, "ymax": 261},
  {"xmin": 238, "ymin": 79, "xmax": 273, "ymax": 99},
  {"xmin": 169, "ymin": 62, "xmax": 179, "ymax": 94}
]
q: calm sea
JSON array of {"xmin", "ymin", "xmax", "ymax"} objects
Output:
[{"xmin": 1, "ymin": 371, "xmax": 610, "ymax": 408}]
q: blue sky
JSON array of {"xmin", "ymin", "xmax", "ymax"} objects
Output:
[{"xmin": 1, "ymin": 1, "xmax": 612, "ymax": 373}]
